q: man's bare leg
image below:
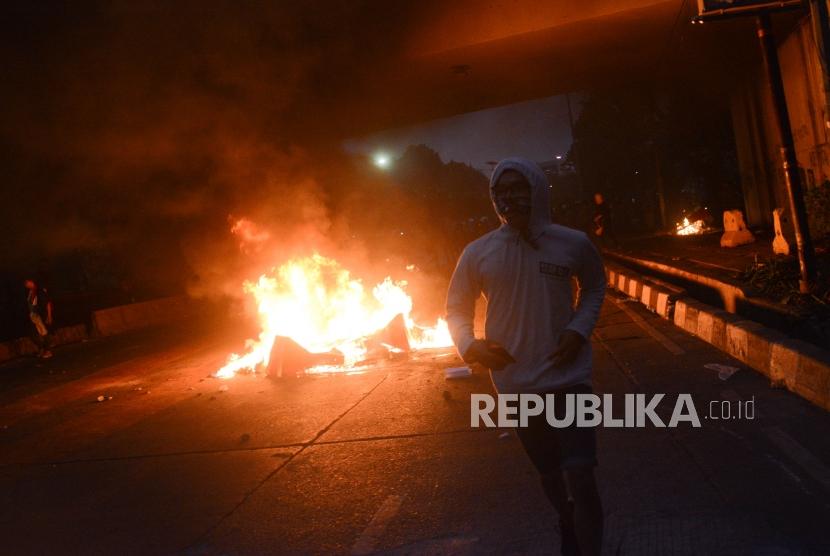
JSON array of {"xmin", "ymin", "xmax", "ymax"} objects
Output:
[{"xmin": 564, "ymin": 467, "xmax": 603, "ymax": 556}]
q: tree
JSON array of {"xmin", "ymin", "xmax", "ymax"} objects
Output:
[{"xmin": 569, "ymin": 84, "xmax": 742, "ymax": 234}]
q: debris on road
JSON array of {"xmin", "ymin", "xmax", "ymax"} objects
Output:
[
  {"xmin": 444, "ymin": 366, "xmax": 472, "ymax": 379},
  {"xmin": 704, "ymin": 363, "xmax": 740, "ymax": 381},
  {"xmin": 267, "ymin": 335, "xmax": 345, "ymax": 377},
  {"xmin": 96, "ymin": 395, "xmax": 105, "ymax": 402},
  {"xmin": 219, "ymin": 385, "xmax": 229, "ymax": 392},
  {"xmin": 442, "ymin": 389, "xmax": 452, "ymax": 401}
]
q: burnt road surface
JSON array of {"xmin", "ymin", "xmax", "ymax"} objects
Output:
[{"xmin": 1, "ymin": 294, "xmax": 829, "ymax": 555}]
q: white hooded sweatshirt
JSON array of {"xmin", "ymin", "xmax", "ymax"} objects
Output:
[{"xmin": 446, "ymin": 158, "xmax": 606, "ymax": 394}]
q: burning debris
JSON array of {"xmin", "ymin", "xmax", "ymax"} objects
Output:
[
  {"xmin": 675, "ymin": 206, "xmax": 712, "ymax": 236},
  {"xmin": 216, "ymin": 253, "xmax": 452, "ymax": 378},
  {"xmin": 676, "ymin": 217, "xmax": 706, "ymax": 236},
  {"xmin": 267, "ymin": 336, "xmax": 344, "ymax": 377}
]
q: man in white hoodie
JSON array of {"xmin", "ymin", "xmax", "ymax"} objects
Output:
[{"xmin": 447, "ymin": 158, "xmax": 605, "ymax": 556}]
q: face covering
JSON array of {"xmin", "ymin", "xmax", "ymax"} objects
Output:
[
  {"xmin": 489, "ymin": 158, "xmax": 552, "ymax": 250},
  {"xmin": 494, "ymin": 196, "xmax": 532, "ymax": 221},
  {"xmin": 493, "ymin": 178, "xmax": 532, "ymax": 229}
]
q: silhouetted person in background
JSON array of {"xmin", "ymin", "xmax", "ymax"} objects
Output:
[
  {"xmin": 24, "ymin": 278, "xmax": 53, "ymax": 359},
  {"xmin": 591, "ymin": 192, "xmax": 613, "ymax": 248}
]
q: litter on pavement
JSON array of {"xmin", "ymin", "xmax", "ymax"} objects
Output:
[
  {"xmin": 704, "ymin": 363, "xmax": 740, "ymax": 381},
  {"xmin": 444, "ymin": 366, "xmax": 472, "ymax": 379}
]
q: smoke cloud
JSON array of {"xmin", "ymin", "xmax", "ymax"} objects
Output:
[
  {"xmin": 0, "ymin": 3, "xmax": 412, "ymax": 293},
  {"xmin": 0, "ymin": 2, "xmax": 473, "ymax": 327}
]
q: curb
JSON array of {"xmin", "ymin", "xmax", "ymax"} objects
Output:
[
  {"xmin": 606, "ymin": 262, "xmax": 830, "ymax": 412},
  {"xmin": 604, "ymin": 249, "xmax": 807, "ymax": 320},
  {"xmin": 606, "ymin": 264, "xmax": 685, "ymax": 320}
]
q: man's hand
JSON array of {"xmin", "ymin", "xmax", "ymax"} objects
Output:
[
  {"xmin": 549, "ymin": 330, "xmax": 586, "ymax": 367},
  {"xmin": 463, "ymin": 339, "xmax": 515, "ymax": 371}
]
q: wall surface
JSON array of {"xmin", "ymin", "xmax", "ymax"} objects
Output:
[
  {"xmin": 732, "ymin": 12, "xmax": 830, "ymax": 227},
  {"xmin": 0, "ymin": 295, "xmax": 196, "ymax": 364}
]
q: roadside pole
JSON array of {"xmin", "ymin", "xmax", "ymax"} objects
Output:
[
  {"xmin": 565, "ymin": 92, "xmax": 585, "ymax": 200},
  {"xmin": 654, "ymin": 149, "xmax": 668, "ymax": 231}
]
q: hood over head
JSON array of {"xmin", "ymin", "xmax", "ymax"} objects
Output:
[{"xmin": 489, "ymin": 157, "xmax": 551, "ymax": 242}]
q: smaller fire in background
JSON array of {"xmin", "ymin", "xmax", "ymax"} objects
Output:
[
  {"xmin": 676, "ymin": 217, "xmax": 705, "ymax": 235},
  {"xmin": 675, "ymin": 206, "xmax": 711, "ymax": 236}
]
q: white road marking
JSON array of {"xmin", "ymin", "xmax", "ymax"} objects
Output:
[
  {"xmin": 351, "ymin": 494, "xmax": 403, "ymax": 555},
  {"xmin": 609, "ymin": 296, "xmax": 685, "ymax": 355},
  {"xmin": 763, "ymin": 426, "xmax": 830, "ymax": 492},
  {"xmin": 717, "ymin": 393, "xmax": 814, "ymax": 494}
]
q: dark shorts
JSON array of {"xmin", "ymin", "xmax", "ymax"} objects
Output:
[{"xmin": 514, "ymin": 383, "xmax": 597, "ymax": 472}]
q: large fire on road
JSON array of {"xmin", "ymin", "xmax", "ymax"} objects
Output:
[{"xmin": 216, "ymin": 253, "xmax": 453, "ymax": 378}]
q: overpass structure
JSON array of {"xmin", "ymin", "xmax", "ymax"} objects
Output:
[{"xmin": 295, "ymin": 0, "xmax": 756, "ymax": 139}]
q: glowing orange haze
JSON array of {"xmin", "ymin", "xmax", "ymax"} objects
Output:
[
  {"xmin": 216, "ymin": 253, "xmax": 454, "ymax": 378},
  {"xmin": 229, "ymin": 217, "xmax": 271, "ymax": 253}
]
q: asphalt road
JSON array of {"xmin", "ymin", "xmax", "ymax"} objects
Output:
[{"xmin": 1, "ymin": 295, "xmax": 829, "ymax": 555}]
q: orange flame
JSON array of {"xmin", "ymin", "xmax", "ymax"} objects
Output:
[
  {"xmin": 676, "ymin": 217, "xmax": 705, "ymax": 236},
  {"xmin": 216, "ymin": 253, "xmax": 452, "ymax": 378}
]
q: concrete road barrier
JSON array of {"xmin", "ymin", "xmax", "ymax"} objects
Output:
[
  {"xmin": 0, "ymin": 323, "xmax": 88, "ymax": 364},
  {"xmin": 607, "ymin": 262, "xmax": 830, "ymax": 411},
  {"xmin": 92, "ymin": 295, "xmax": 193, "ymax": 337},
  {"xmin": 1, "ymin": 296, "xmax": 200, "ymax": 364}
]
